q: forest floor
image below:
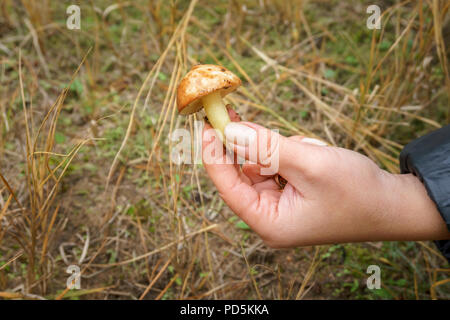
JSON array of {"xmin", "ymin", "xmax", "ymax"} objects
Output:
[{"xmin": 0, "ymin": 0, "xmax": 449, "ymax": 299}]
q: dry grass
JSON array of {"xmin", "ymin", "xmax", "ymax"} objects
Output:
[{"xmin": 0, "ymin": 0, "xmax": 449, "ymax": 299}]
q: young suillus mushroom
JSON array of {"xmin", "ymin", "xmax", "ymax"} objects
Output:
[
  {"xmin": 177, "ymin": 64, "xmax": 287, "ymax": 189},
  {"xmin": 177, "ymin": 64, "xmax": 241, "ymax": 140}
]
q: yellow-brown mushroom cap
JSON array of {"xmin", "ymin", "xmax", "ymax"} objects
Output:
[{"xmin": 177, "ymin": 64, "xmax": 241, "ymax": 115}]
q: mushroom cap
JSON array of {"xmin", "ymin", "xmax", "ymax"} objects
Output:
[{"xmin": 177, "ymin": 64, "xmax": 241, "ymax": 115}]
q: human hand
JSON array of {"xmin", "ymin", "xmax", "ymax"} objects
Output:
[{"xmin": 202, "ymin": 110, "xmax": 450, "ymax": 247}]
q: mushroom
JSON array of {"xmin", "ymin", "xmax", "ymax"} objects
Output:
[
  {"xmin": 177, "ymin": 64, "xmax": 241, "ymax": 140},
  {"xmin": 177, "ymin": 64, "xmax": 289, "ymax": 190}
]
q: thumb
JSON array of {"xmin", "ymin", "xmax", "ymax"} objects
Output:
[{"xmin": 224, "ymin": 122, "xmax": 325, "ymax": 183}]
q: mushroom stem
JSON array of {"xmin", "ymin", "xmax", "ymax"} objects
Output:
[{"xmin": 201, "ymin": 91, "xmax": 230, "ymax": 140}]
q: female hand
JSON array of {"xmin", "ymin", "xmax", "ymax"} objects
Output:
[{"xmin": 202, "ymin": 109, "xmax": 450, "ymax": 247}]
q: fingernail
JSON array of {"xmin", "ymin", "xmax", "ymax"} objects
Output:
[
  {"xmin": 224, "ymin": 123, "xmax": 256, "ymax": 146},
  {"xmin": 302, "ymin": 137, "xmax": 328, "ymax": 146}
]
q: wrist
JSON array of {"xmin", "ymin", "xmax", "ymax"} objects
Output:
[{"xmin": 380, "ymin": 171, "xmax": 450, "ymax": 240}]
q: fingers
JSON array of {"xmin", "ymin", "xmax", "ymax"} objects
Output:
[
  {"xmin": 203, "ymin": 120, "xmax": 252, "ymax": 185},
  {"xmin": 202, "ymin": 118, "xmax": 264, "ymax": 228},
  {"xmin": 223, "ymin": 122, "xmax": 327, "ymax": 188},
  {"xmin": 223, "ymin": 122, "xmax": 299, "ymax": 172},
  {"xmin": 242, "ymin": 163, "xmax": 271, "ymax": 184},
  {"xmin": 224, "ymin": 122, "xmax": 278, "ymax": 173}
]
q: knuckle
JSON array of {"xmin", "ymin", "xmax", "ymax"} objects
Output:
[
  {"xmin": 300, "ymin": 148, "xmax": 334, "ymax": 179},
  {"xmin": 304, "ymin": 159, "xmax": 327, "ymax": 178}
]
